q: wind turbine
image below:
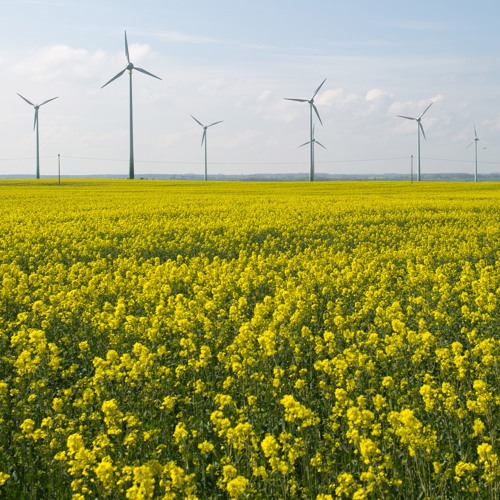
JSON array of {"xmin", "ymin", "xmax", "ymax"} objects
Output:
[
  {"xmin": 191, "ymin": 115, "xmax": 223, "ymax": 181},
  {"xmin": 299, "ymin": 125, "xmax": 326, "ymax": 181},
  {"xmin": 467, "ymin": 125, "xmax": 486, "ymax": 183},
  {"xmin": 17, "ymin": 93, "xmax": 58, "ymax": 179},
  {"xmin": 102, "ymin": 31, "xmax": 161, "ymax": 180},
  {"xmin": 285, "ymin": 78, "xmax": 326, "ymax": 181},
  {"xmin": 397, "ymin": 102, "xmax": 433, "ymax": 182}
]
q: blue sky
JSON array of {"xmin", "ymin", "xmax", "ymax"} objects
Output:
[{"xmin": 1, "ymin": 0, "xmax": 500, "ymax": 177}]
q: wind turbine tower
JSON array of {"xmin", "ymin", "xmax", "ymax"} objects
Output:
[
  {"xmin": 191, "ymin": 115, "xmax": 223, "ymax": 181},
  {"xmin": 285, "ymin": 79, "xmax": 326, "ymax": 182},
  {"xmin": 467, "ymin": 125, "xmax": 486, "ymax": 183},
  {"xmin": 17, "ymin": 93, "xmax": 58, "ymax": 179},
  {"xmin": 102, "ymin": 31, "xmax": 161, "ymax": 180},
  {"xmin": 397, "ymin": 102, "xmax": 433, "ymax": 182},
  {"xmin": 299, "ymin": 125, "xmax": 326, "ymax": 180}
]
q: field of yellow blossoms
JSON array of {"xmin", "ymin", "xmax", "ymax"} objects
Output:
[{"xmin": 0, "ymin": 179, "xmax": 499, "ymax": 499}]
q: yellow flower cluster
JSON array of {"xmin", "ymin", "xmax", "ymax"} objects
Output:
[{"xmin": 0, "ymin": 179, "xmax": 499, "ymax": 498}]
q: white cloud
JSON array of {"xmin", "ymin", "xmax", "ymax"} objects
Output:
[
  {"xmin": 243, "ymin": 90, "xmax": 303, "ymax": 124},
  {"xmin": 126, "ymin": 43, "xmax": 154, "ymax": 63},
  {"xmin": 199, "ymin": 78, "xmax": 229, "ymax": 93},
  {"xmin": 365, "ymin": 88, "xmax": 392, "ymax": 103},
  {"xmin": 431, "ymin": 94, "xmax": 444, "ymax": 103},
  {"xmin": 389, "ymin": 95, "xmax": 444, "ymax": 117},
  {"xmin": 316, "ymin": 88, "xmax": 360, "ymax": 108},
  {"xmin": 480, "ymin": 114, "xmax": 500, "ymax": 132},
  {"xmin": 257, "ymin": 90, "xmax": 272, "ymax": 102},
  {"xmin": 11, "ymin": 45, "xmax": 107, "ymax": 83},
  {"xmin": 358, "ymin": 88, "xmax": 395, "ymax": 118}
]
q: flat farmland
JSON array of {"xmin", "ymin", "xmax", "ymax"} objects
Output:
[{"xmin": 0, "ymin": 180, "xmax": 498, "ymax": 498}]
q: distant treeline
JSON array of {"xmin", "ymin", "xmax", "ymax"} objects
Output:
[{"xmin": 1, "ymin": 172, "xmax": 500, "ymax": 182}]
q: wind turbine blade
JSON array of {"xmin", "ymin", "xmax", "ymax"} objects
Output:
[
  {"xmin": 125, "ymin": 31, "xmax": 130, "ymax": 64},
  {"xmin": 474, "ymin": 124, "xmax": 478, "ymax": 139},
  {"xmin": 312, "ymin": 78, "xmax": 326, "ymax": 98},
  {"xmin": 134, "ymin": 67, "xmax": 162, "ymax": 80},
  {"xmin": 191, "ymin": 115, "xmax": 204, "ymax": 127},
  {"xmin": 207, "ymin": 120, "xmax": 223, "ymax": 128},
  {"xmin": 39, "ymin": 96, "xmax": 58, "ymax": 107},
  {"xmin": 101, "ymin": 68, "xmax": 127, "ymax": 88},
  {"xmin": 201, "ymin": 129, "xmax": 206, "ymax": 146},
  {"xmin": 312, "ymin": 103, "xmax": 323, "ymax": 125},
  {"xmin": 418, "ymin": 102, "xmax": 433, "ymax": 119},
  {"xmin": 316, "ymin": 140, "xmax": 326, "ymax": 149},
  {"xmin": 18, "ymin": 93, "xmax": 34, "ymax": 106},
  {"xmin": 284, "ymin": 98, "xmax": 307, "ymax": 102},
  {"xmin": 33, "ymin": 108, "xmax": 38, "ymax": 131},
  {"xmin": 299, "ymin": 141, "xmax": 310, "ymax": 148},
  {"xmin": 466, "ymin": 142, "xmax": 474, "ymax": 149},
  {"xmin": 397, "ymin": 115, "xmax": 416, "ymax": 121},
  {"xmin": 419, "ymin": 121, "xmax": 427, "ymax": 141}
]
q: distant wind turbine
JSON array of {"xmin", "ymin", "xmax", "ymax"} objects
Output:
[
  {"xmin": 191, "ymin": 115, "xmax": 223, "ymax": 181},
  {"xmin": 17, "ymin": 93, "xmax": 58, "ymax": 179},
  {"xmin": 102, "ymin": 30, "xmax": 161, "ymax": 180},
  {"xmin": 299, "ymin": 125, "xmax": 326, "ymax": 181},
  {"xmin": 467, "ymin": 124, "xmax": 486, "ymax": 183},
  {"xmin": 285, "ymin": 78, "xmax": 326, "ymax": 182},
  {"xmin": 397, "ymin": 102, "xmax": 433, "ymax": 182}
]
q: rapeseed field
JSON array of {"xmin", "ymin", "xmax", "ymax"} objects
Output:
[{"xmin": 0, "ymin": 180, "xmax": 498, "ymax": 498}]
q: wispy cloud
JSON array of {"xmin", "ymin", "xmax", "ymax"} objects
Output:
[
  {"xmin": 241, "ymin": 43, "xmax": 278, "ymax": 50},
  {"xmin": 11, "ymin": 0, "xmax": 60, "ymax": 4},
  {"xmin": 149, "ymin": 30, "xmax": 218, "ymax": 44},
  {"xmin": 386, "ymin": 20, "xmax": 456, "ymax": 31},
  {"xmin": 329, "ymin": 39, "xmax": 391, "ymax": 49}
]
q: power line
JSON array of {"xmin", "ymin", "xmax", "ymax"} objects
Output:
[
  {"xmin": 0, "ymin": 154, "xmax": 407, "ymax": 165},
  {"xmin": 421, "ymin": 156, "xmax": 500, "ymax": 165},
  {"xmin": 1, "ymin": 154, "xmax": 499, "ymax": 167},
  {"xmin": 0, "ymin": 157, "xmax": 39, "ymax": 162}
]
